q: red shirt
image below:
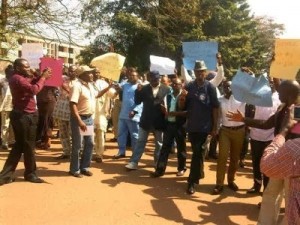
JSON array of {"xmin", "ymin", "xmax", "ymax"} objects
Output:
[{"xmin": 9, "ymin": 73, "xmax": 46, "ymax": 113}]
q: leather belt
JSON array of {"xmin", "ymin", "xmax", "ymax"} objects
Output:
[
  {"xmin": 222, "ymin": 125, "xmax": 245, "ymax": 130},
  {"xmin": 80, "ymin": 114, "xmax": 92, "ymax": 118}
]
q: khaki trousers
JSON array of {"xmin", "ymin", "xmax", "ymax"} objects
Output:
[{"xmin": 216, "ymin": 126, "xmax": 245, "ymax": 185}]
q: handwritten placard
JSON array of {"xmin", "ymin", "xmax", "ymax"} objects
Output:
[
  {"xmin": 22, "ymin": 43, "xmax": 44, "ymax": 69},
  {"xmin": 90, "ymin": 53, "xmax": 126, "ymax": 82},
  {"xmin": 231, "ymin": 70, "xmax": 273, "ymax": 107},
  {"xmin": 150, "ymin": 55, "xmax": 176, "ymax": 75},
  {"xmin": 270, "ymin": 39, "xmax": 300, "ymax": 80},
  {"xmin": 40, "ymin": 57, "xmax": 64, "ymax": 87},
  {"xmin": 182, "ymin": 41, "xmax": 218, "ymax": 70}
]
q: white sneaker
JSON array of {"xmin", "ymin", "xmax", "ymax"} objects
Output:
[{"xmin": 125, "ymin": 162, "xmax": 138, "ymax": 170}]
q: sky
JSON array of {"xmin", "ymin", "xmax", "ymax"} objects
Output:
[{"xmin": 247, "ymin": 0, "xmax": 300, "ymax": 38}]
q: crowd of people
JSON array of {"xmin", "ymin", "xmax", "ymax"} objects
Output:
[{"xmin": 0, "ymin": 55, "xmax": 299, "ymax": 224}]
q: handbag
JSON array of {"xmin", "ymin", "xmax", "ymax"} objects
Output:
[{"xmin": 53, "ymin": 98, "xmax": 70, "ymax": 121}]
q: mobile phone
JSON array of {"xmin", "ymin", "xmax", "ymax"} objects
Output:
[{"xmin": 294, "ymin": 106, "xmax": 300, "ymax": 121}]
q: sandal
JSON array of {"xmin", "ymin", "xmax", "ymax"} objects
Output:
[{"xmin": 212, "ymin": 185, "xmax": 224, "ymax": 195}]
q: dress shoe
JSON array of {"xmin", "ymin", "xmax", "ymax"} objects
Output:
[
  {"xmin": 150, "ymin": 171, "xmax": 164, "ymax": 178},
  {"xmin": 1, "ymin": 145, "xmax": 8, "ymax": 150},
  {"xmin": 81, "ymin": 170, "xmax": 93, "ymax": 176},
  {"xmin": 0, "ymin": 177, "xmax": 15, "ymax": 186},
  {"xmin": 187, "ymin": 183, "xmax": 195, "ymax": 195},
  {"xmin": 211, "ymin": 185, "xmax": 224, "ymax": 195},
  {"xmin": 208, "ymin": 154, "xmax": 218, "ymax": 160},
  {"xmin": 24, "ymin": 175, "xmax": 44, "ymax": 183},
  {"xmin": 228, "ymin": 182, "xmax": 239, "ymax": 192},
  {"xmin": 69, "ymin": 171, "xmax": 83, "ymax": 178},
  {"xmin": 94, "ymin": 156, "xmax": 103, "ymax": 163},
  {"xmin": 113, "ymin": 154, "xmax": 126, "ymax": 159},
  {"xmin": 176, "ymin": 170, "xmax": 186, "ymax": 177},
  {"xmin": 56, "ymin": 154, "xmax": 70, "ymax": 160},
  {"xmin": 110, "ymin": 138, "xmax": 117, "ymax": 142},
  {"xmin": 247, "ymin": 183, "xmax": 261, "ymax": 194}
]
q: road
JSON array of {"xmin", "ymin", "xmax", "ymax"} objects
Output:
[{"xmin": 0, "ymin": 132, "xmax": 284, "ymax": 225}]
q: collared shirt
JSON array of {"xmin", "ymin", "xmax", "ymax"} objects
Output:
[
  {"xmin": 119, "ymin": 82, "xmax": 143, "ymax": 122},
  {"xmin": 250, "ymin": 92, "xmax": 281, "ymax": 141},
  {"xmin": 70, "ymin": 80, "xmax": 97, "ymax": 115},
  {"xmin": 151, "ymin": 84, "xmax": 160, "ymax": 98},
  {"xmin": 167, "ymin": 91, "xmax": 181, "ymax": 122},
  {"xmin": 260, "ymin": 135, "xmax": 300, "ymax": 225},
  {"xmin": 219, "ymin": 95, "xmax": 245, "ymax": 127},
  {"xmin": 9, "ymin": 73, "xmax": 46, "ymax": 113},
  {"xmin": 185, "ymin": 80, "xmax": 219, "ymax": 133}
]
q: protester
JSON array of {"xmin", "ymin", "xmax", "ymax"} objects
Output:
[
  {"xmin": 212, "ymin": 80, "xmax": 246, "ymax": 195},
  {"xmin": 150, "ymin": 78, "xmax": 187, "ymax": 177},
  {"xmin": 260, "ymin": 108, "xmax": 300, "ymax": 225},
  {"xmin": 114, "ymin": 68, "xmax": 142, "ymax": 159},
  {"xmin": 69, "ymin": 65, "xmax": 113, "ymax": 177},
  {"xmin": 0, "ymin": 58, "xmax": 52, "ymax": 185},
  {"xmin": 0, "ymin": 65, "xmax": 14, "ymax": 150},
  {"xmin": 125, "ymin": 70, "xmax": 171, "ymax": 170},
  {"xmin": 227, "ymin": 79, "xmax": 300, "ymax": 225},
  {"xmin": 54, "ymin": 65, "xmax": 78, "ymax": 159},
  {"xmin": 178, "ymin": 60, "xmax": 219, "ymax": 195},
  {"xmin": 93, "ymin": 69, "xmax": 115, "ymax": 163}
]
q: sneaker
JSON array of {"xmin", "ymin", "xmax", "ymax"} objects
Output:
[{"xmin": 125, "ymin": 162, "xmax": 138, "ymax": 170}]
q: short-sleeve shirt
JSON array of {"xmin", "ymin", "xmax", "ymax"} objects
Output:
[
  {"xmin": 185, "ymin": 80, "xmax": 219, "ymax": 133},
  {"xmin": 70, "ymin": 80, "xmax": 97, "ymax": 115}
]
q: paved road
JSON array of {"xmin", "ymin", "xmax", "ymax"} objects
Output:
[{"xmin": 0, "ymin": 132, "xmax": 284, "ymax": 225}]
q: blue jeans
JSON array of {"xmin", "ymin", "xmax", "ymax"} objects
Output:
[
  {"xmin": 70, "ymin": 115, "xmax": 94, "ymax": 174},
  {"xmin": 129, "ymin": 127, "xmax": 163, "ymax": 165},
  {"xmin": 117, "ymin": 119, "xmax": 139, "ymax": 155}
]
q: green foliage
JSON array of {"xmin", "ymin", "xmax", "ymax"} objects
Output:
[{"xmin": 80, "ymin": 0, "xmax": 284, "ymax": 76}]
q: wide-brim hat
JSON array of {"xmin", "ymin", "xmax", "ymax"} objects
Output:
[
  {"xmin": 194, "ymin": 60, "xmax": 207, "ymax": 71},
  {"xmin": 76, "ymin": 65, "xmax": 95, "ymax": 77}
]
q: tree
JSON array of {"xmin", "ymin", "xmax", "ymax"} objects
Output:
[
  {"xmin": 0, "ymin": 0, "xmax": 85, "ymax": 59},
  {"xmin": 80, "ymin": 0, "xmax": 284, "ymax": 75}
]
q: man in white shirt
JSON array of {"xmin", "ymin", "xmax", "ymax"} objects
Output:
[{"xmin": 212, "ymin": 80, "xmax": 246, "ymax": 194}]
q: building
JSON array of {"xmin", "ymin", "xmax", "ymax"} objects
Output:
[{"xmin": 17, "ymin": 34, "xmax": 83, "ymax": 66}]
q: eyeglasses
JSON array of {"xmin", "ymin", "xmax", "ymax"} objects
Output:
[{"xmin": 172, "ymin": 82, "xmax": 182, "ymax": 86}]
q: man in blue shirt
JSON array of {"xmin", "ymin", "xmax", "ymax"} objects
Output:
[
  {"xmin": 114, "ymin": 68, "xmax": 142, "ymax": 159},
  {"xmin": 179, "ymin": 60, "xmax": 220, "ymax": 195}
]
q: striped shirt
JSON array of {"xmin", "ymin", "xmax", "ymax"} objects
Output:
[{"xmin": 260, "ymin": 135, "xmax": 300, "ymax": 225}]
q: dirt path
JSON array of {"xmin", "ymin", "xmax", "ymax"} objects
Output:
[{"xmin": 0, "ymin": 132, "xmax": 283, "ymax": 225}]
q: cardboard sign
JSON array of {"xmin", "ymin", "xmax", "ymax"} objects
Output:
[
  {"xmin": 182, "ymin": 41, "xmax": 218, "ymax": 70},
  {"xmin": 22, "ymin": 43, "xmax": 44, "ymax": 69},
  {"xmin": 270, "ymin": 39, "xmax": 300, "ymax": 80},
  {"xmin": 231, "ymin": 70, "xmax": 273, "ymax": 107},
  {"xmin": 90, "ymin": 53, "xmax": 125, "ymax": 82},
  {"xmin": 40, "ymin": 57, "xmax": 64, "ymax": 87},
  {"xmin": 150, "ymin": 55, "xmax": 176, "ymax": 75}
]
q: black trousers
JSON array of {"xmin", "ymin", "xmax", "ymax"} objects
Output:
[
  {"xmin": 0, "ymin": 110, "xmax": 38, "ymax": 180},
  {"xmin": 188, "ymin": 132, "xmax": 208, "ymax": 184},
  {"xmin": 250, "ymin": 139, "xmax": 271, "ymax": 189},
  {"xmin": 156, "ymin": 122, "xmax": 186, "ymax": 174}
]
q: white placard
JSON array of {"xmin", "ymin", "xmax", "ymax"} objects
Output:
[
  {"xmin": 22, "ymin": 43, "xmax": 44, "ymax": 69},
  {"xmin": 150, "ymin": 55, "xmax": 176, "ymax": 75},
  {"xmin": 79, "ymin": 125, "xmax": 94, "ymax": 136}
]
